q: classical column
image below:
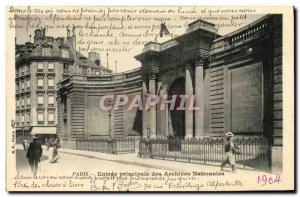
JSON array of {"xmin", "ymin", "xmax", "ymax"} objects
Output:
[
  {"xmin": 142, "ymin": 80, "xmax": 148, "ymax": 138},
  {"xmin": 157, "ymin": 85, "xmax": 169, "ymax": 138},
  {"xmin": 195, "ymin": 60, "xmax": 205, "ymax": 138},
  {"xmin": 164, "ymin": 99, "xmax": 169, "ymax": 137},
  {"xmin": 185, "ymin": 64, "xmax": 194, "ymax": 139},
  {"xmin": 149, "ymin": 74, "xmax": 156, "ymax": 139}
]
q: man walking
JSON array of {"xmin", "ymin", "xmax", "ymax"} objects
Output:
[
  {"xmin": 220, "ymin": 132, "xmax": 236, "ymax": 173},
  {"xmin": 26, "ymin": 136, "xmax": 43, "ymax": 176}
]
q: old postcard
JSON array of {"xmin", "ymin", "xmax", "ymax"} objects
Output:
[{"xmin": 6, "ymin": 6, "xmax": 294, "ymax": 192}]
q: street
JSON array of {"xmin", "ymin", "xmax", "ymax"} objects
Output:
[
  {"xmin": 16, "ymin": 144, "xmax": 274, "ymax": 176},
  {"xmin": 13, "ymin": 145, "xmax": 281, "ymax": 192},
  {"xmin": 16, "ymin": 145, "xmax": 170, "ymax": 176}
]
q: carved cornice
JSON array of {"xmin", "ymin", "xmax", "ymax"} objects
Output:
[
  {"xmin": 185, "ymin": 62, "xmax": 194, "ymax": 70},
  {"xmin": 183, "ymin": 55, "xmax": 210, "ymax": 69},
  {"xmin": 140, "ymin": 65, "xmax": 159, "ymax": 77}
]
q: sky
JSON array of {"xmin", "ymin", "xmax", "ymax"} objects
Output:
[{"xmin": 13, "ymin": 7, "xmax": 265, "ymax": 72}]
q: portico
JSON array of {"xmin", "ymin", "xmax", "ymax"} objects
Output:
[
  {"xmin": 137, "ymin": 59, "xmax": 208, "ymax": 139},
  {"xmin": 135, "ymin": 19, "xmax": 215, "ymax": 139}
]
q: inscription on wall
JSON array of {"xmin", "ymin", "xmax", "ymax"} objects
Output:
[
  {"xmin": 230, "ymin": 63, "xmax": 263, "ymax": 133},
  {"xmin": 86, "ymin": 96, "xmax": 109, "ymax": 136}
]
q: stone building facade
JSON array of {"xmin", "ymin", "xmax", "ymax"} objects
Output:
[
  {"xmin": 57, "ymin": 69, "xmax": 142, "ymax": 141},
  {"xmin": 15, "ymin": 28, "xmax": 112, "ymax": 142},
  {"xmin": 57, "ymin": 15, "xmax": 282, "ymax": 171}
]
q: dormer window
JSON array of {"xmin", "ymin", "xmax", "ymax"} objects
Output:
[
  {"xmin": 42, "ymin": 48, "xmax": 51, "ymax": 56},
  {"xmin": 62, "ymin": 49, "xmax": 69, "ymax": 58},
  {"xmin": 79, "ymin": 56, "xmax": 87, "ymax": 62},
  {"xmin": 41, "ymin": 43, "xmax": 52, "ymax": 56}
]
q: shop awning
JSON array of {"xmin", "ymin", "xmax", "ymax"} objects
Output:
[{"xmin": 31, "ymin": 127, "xmax": 57, "ymax": 135}]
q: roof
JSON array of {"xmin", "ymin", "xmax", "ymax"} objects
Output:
[{"xmin": 76, "ymin": 52, "xmax": 111, "ymax": 72}]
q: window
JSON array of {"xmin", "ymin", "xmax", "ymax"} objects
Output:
[
  {"xmin": 21, "ymin": 98, "xmax": 25, "ymax": 107},
  {"xmin": 48, "ymin": 63, "xmax": 54, "ymax": 71},
  {"xmin": 95, "ymin": 71, "xmax": 100, "ymax": 76},
  {"xmin": 26, "ymin": 113, "xmax": 30, "ymax": 123},
  {"xmin": 48, "ymin": 111, "xmax": 55, "ymax": 124},
  {"xmin": 48, "ymin": 95, "xmax": 54, "ymax": 107},
  {"xmin": 26, "ymin": 79, "xmax": 30, "ymax": 89},
  {"xmin": 21, "ymin": 81, "xmax": 25, "ymax": 90},
  {"xmin": 63, "ymin": 99, "xmax": 67, "ymax": 114},
  {"xmin": 21, "ymin": 114, "xmax": 25, "ymax": 124},
  {"xmin": 38, "ymin": 95, "xmax": 44, "ymax": 107},
  {"xmin": 48, "ymin": 78, "xmax": 54, "ymax": 89},
  {"xmin": 26, "ymin": 64, "xmax": 30, "ymax": 73},
  {"xmin": 26, "ymin": 96, "xmax": 30, "ymax": 106},
  {"xmin": 37, "ymin": 63, "xmax": 44, "ymax": 71},
  {"xmin": 16, "ymin": 83, "xmax": 19, "ymax": 91},
  {"xmin": 16, "ymin": 114, "xmax": 19, "ymax": 125},
  {"xmin": 16, "ymin": 98, "xmax": 19, "ymax": 108},
  {"xmin": 42, "ymin": 48, "xmax": 51, "ymax": 56},
  {"xmin": 63, "ymin": 63, "xmax": 69, "ymax": 74},
  {"xmin": 37, "ymin": 78, "xmax": 43, "ymax": 89},
  {"xmin": 62, "ymin": 49, "xmax": 69, "ymax": 58},
  {"xmin": 37, "ymin": 112, "xmax": 44, "ymax": 124},
  {"xmin": 21, "ymin": 66, "xmax": 25, "ymax": 74}
]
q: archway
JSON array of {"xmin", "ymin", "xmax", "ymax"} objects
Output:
[{"xmin": 168, "ymin": 77, "xmax": 185, "ymax": 139}]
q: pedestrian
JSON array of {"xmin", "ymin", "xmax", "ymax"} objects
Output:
[
  {"xmin": 25, "ymin": 138, "xmax": 29, "ymax": 150},
  {"xmin": 23, "ymin": 138, "xmax": 28, "ymax": 151},
  {"xmin": 46, "ymin": 137, "xmax": 53, "ymax": 151},
  {"xmin": 26, "ymin": 136, "xmax": 43, "ymax": 176},
  {"xmin": 220, "ymin": 132, "xmax": 236, "ymax": 173},
  {"xmin": 45, "ymin": 137, "xmax": 48, "ymax": 146},
  {"xmin": 50, "ymin": 139, "xmax": 60, "ymax": 163}
]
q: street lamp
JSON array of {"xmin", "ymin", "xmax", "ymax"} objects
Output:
[
  {"xmin": 107, "ymin": 99, "xmax": 114, "ymax": 154},
  {"xmin": 107, "ymin": 100, "xmax": 113, "ymax": 138}
]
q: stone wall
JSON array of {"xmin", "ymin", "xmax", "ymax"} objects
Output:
[{"xmin": 271, "ymin": 15, "xmax": 283, "ymax": 173}]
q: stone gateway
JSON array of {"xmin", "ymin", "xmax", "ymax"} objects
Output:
[{"xmin": 54, "ymin": 15, "xmax": 281, "ymax": 172}]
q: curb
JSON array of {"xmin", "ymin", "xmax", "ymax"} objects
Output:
[{"xmin": 59, "ymin": 149, "xmax": 190, "ymax": 172}]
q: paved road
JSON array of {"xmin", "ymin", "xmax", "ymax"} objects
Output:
[{"xmin": 16, "ymin": 146, "xmax": 169, "ymax": 176}]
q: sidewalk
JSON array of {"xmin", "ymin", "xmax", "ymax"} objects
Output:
[{"xmin": 58, "ymin": 148, "xmax": 273, "ymax": 176}]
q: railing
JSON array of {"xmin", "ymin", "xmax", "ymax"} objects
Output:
[
  {"xmin": 139, "ymin": 136, "xmax": 270, "ymax": 171},
  {"xmin": 87, "ymin": 76, "xmax": 113, "ymax": 81},
  {"xmin": 211, "ymin": 17, "xmax": 271, "ymax": 55},
  {"xmin": 125, "ymin": 69, "xmax": 141, "ymax": 78},
  {"xmin": 229, "ymin": 21, "xmax": 270, "ymax": 45},
  {"xmin": 16, "ymin": 51, "xmax": 74, "ymax": 63},
  {"xmin": 76, "ymin": 138, "xmax": 136, "ymax": 154}
]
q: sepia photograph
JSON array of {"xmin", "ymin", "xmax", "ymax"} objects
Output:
[{"xmin": 5, "ymin": 5, "xmax": 294, "ymax": 192}]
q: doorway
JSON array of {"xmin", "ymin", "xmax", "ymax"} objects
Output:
[{"xmin": 168, "ymin": 77, "xmax": 185, "ymax": 139}]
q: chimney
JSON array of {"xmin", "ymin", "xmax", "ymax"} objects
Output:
[
  {"xmin": 34, "ymin": 28, "xmax": 46, "ymax": 44},
  {"xmin": 56, "ymin": 37, "xmax": 65, "ymax": 47},
  {"xmin": 88, "ymin": 52, "xmax": 101, "ymax": 66}
]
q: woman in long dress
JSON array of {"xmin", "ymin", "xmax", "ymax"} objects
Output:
[{"xmin": 50, "ymin": 139, "xmax": 60, "ymax": 163}]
